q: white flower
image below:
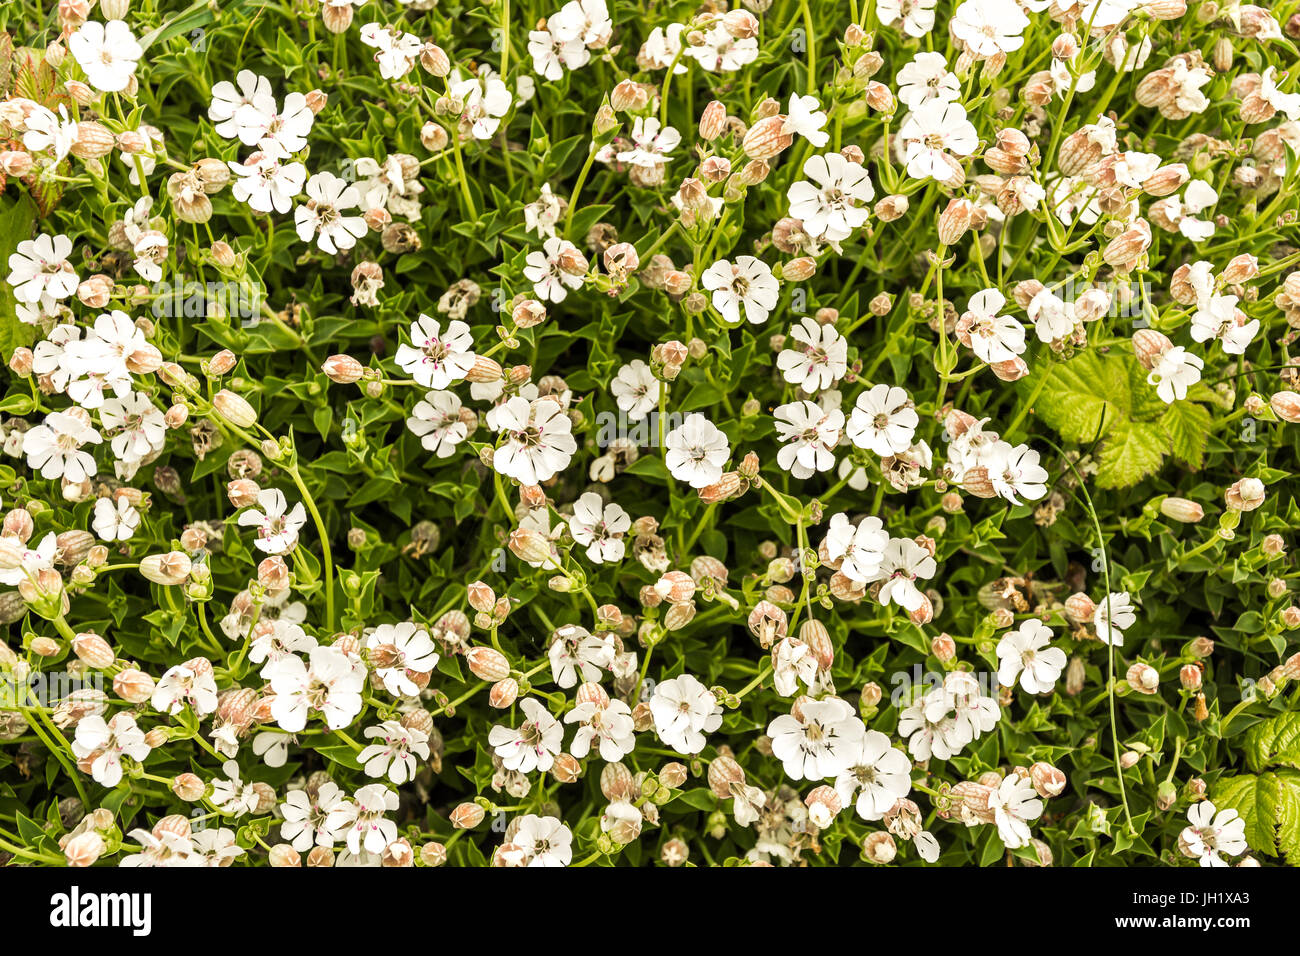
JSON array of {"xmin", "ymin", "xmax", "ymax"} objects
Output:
[
  {"xmin": 294, "ymin": 172, "xmax": 367, "ymax": 253},
  {"xmin": 152, "ymin": 661, "xmax": 220, "ymax": 718},
  {"xmin": 233, "ymin": 88, "xmax": 315, "ymax": 157},
  {"xmin": 878, "ymin": 0, "xmax": 938, "ymax": 36},
  {"xmin": 395, "ymin": 315, "xmax": 476, "ymax": 389},
  {"xmin": 773, "ymin": 400, "xmax": 843, "ymax": 479},
  {"xmin": 8, "ymin": 233, "xmax": 78, "ymax": 312},
  {"xmin": 492, "ymin": 397, "xmax": 578, "ymax": 484},
  {"xmin": 989, "ymin": 774, "xmax": 1044, "ymax": 849},
  {"xmin": 406, "ymin": 390, "xmax": 468, "ymax": 457},
  {"xmin": 701, "ymin": 255, "xmax": 779, "ymax": 325},
  {"xmin": 551, "ymin": 0, "xmax": 612, "ymax": 46},
  {"xmin": 191, "ymin": 828, "xmax": 245, "ymax": 867},
  {"xmin": 249, "ymin": 620, "xmax": 318, "ymax": 677},
  {"xmin": 489, "ymin": 697, "xmax": 564, "ymax": 772},
  {"xmin": 523, "ymin": 183, "xmax": 564, "ymax": 239},
  {"xmin": 899, "ymin": 100, "xmax": 978, "ymax": 182},
  {"xmin": 1179, "ymin": 801, "xmax": 1249, "ymax": 867},
  {"xmin": 280, "ymin": 781, "xmax": 346, "ymax": 851},
  {"xmin": 93, "ymin": 496, "xmax": 140, "ymax": 542},
  {"xmin": 358, "ymin": 721, "xmax": 431, "ymax": 784},
  {"xmin": 951, "ymin": 0, "xmax": 1029, "ymax": 56},
  {"xmin": 824, "ymin": 512, "xmax": 888, "ymax": 584},
  {"xmin": 365, "ymin": 622, "xmax": 440, "ymax": 697},
  {"xmin": 961, "ymin": 289, "xmax": 1026, "ymax": 363},
  {"xmin": 209, "ymin": 71, "xmax": 273, "ymax": 139},
  {"xmin": 523, "ymin": 236, "xmax": 585, "ymax": 303},
  {"xmin": 548, "ymin": 624, "xmax": 615, "ymax": 688},
  {"xmin": 997, "ymin": 619, "xmax": 1067, "ymax": 694},
  {"xmin": 99, "ymin": 391, "xmax": 166, "ymax": 462},
  {"xmin": 664, "ymin": 413, "xmax": 730, "ymax": 488},
  {"xmin": 71, "ymin": 713, "xmax": 150, "ymax": 788},
  {"xmin": 649, "ymin": 673, "xmax": 723, "ymax": 755},
  {"xmin": 568, "ymin": 492, "xmax": 631, "ymax": 563},
  {"xmin": 772, "ymin": 637, "xmax": 819, "ymax": 697},
  {"xmin": 776, "ymin": 316, "xmax": 848, "ymax": 392},
  {"xmin": 616, "ymin": 117, "xmax": 680, "ymax": 168},
  {"xmin": 449, "ymin": 70, "xmax": 513, "ymax": 140},
  {"xmin": 833, "ymin": 730, "xmax": 913, "ymax": 821},
  {"xmin": 513, "ymin": 814, "xmax": 573, "ymax": 867},
  {"xmin": 69, "ymin": 20, "xmax": 142, "ymax": 93},
  {"xmin": 1093, "ymin": 591, "xmax": 1136, "ymax": 646},
  {"xmin": 237, "ymin": 488, "xmax": 307, "ymax": 556},
  {"xmin": 787, "ymin": 153, "xmax": 875, "ymax": 241},
  {"xmin": 360, "ymin": 23, "xmax": 422, "ymax": 80},
  {"xmin": 211, "ymin": 760, "xmax": 261, "ymax": 816},
  {"xmin": 767, "ymin": 697, "xmax": 866, "ymax": 781},
  {"xmin": 897, "ymin": 52, "xmax": 960, "ymax": 110},
  {"xmin": 640, "ymin": 24, "xmax": 687, "ymax": 73},
  {"xmin": 22, "ymin": 105, "xmax": 78, "ymax": 161},
  {"xmin": 898, "ymin": 687, "xmax": 970, "ymax": 760},
  {"xmin": 1190, "ymin": 294, "xmax": 1258, "ymax": 355},
  {"xmin": 1026, "ymin": 289, "xmax": 1077, "ymax": 344},
  {"xmin": 266, "ymin": 646, "xmax": 366, "ymax": 731},
  {"xmin": 527, "ymin": 28, "xmax": 589, "ymax": 81},
  {"xmin": 1148, "ymin": 346, "xmax": 1203, "ymax": 403},
  {"xmin": 683, "ymin": 23, "xmax": 758, "ymax": 72},
  {"xmin": 610, "ymin": 360, "xmax": 661, "ymax": 421},
  {"xmin": 986, "ymin": 441, "xmax": 1049, "ymax": 504},
  {"xmin": 327, "ymin": 784, "xmax": 400, "ymax": 856},
  {"xmin": 869, "ymin": 537, "xmax": 937, "ymax": 613},
  {"xmin": 785, "ymin": 93, "xmax": 829, "ymax": 147},
  {"xmin": 565, "ymin": 693, "xmax": 636, "ymax": 761},
  {"xmin": 229, "ymin": 152, "xmax": 306, "ymax": 214},
  {"xmin": 846, "ymin": 383, "xmax": 918, "ymax": 456},
  {"xmin": 23, "ymin": 410, "xmax": 101, "ymax": 483}
]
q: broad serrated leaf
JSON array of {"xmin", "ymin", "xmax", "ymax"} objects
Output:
[
  {"xmin": 1095, "ymin": 418, "xmax": 1168, "ymax": 489},
  {"xmin": 1032, "ymin": 350, "xmax": 1130, "ymax": 444},
  {"xmin": 1214, "ymin": 773, "xmax": 1278, "ymax": 856},
  {"xmin": 1160, "ymin": 400, "xmax": 1211, "ymax": 470},
  {"xmin": 1246, "ymin": 713, "xmax": 1300, "ymax": 773}
]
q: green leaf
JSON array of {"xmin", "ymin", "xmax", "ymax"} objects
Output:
[
  {"xmin": 1215, "ymin": 773, "xmax": 1278, "ymax": 856},
  {"xmin": 0, "ymin": 193, "xmax": 36, "ymax": 359},
  {"xmin": 1095, "ymin": 418, "xmax": 1167, "ymax": 489},
  {"xmin": 1245, "ymin": 713, "xmax": 1300, "ymax": 773},
  {"xmin": 1032, "ymin": 351, "xmax": 1130, "ymax": 444},
  {"xmin": 1160, "ymin": 401, "xmax": 1211, "ymax": 470}
]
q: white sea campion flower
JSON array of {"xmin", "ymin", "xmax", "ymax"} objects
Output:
[
  {"xmin": 869, "ymin": 537, "xmax": 937, "ymax": 612},
  {"xmin": 69, "ymin": 20, "xmax": 143, "ymax": 93},
  {"xmin": 565, "ymin": 693, "xmax": 636, "ymax": 761},
  {"xmin": 961, "ymin": 289, "xmax": 1026, "ymax": 363},
  {"xmin": 327, "ymin": 784, "xmax": 400, "ymax": 856},
  {"xmin": 548, "ymin": 624, "xmax": 615, "ymax": 687},
  {"xmin": 1179, "ymin": 801, "xmax": 1249, "ymax": 866},
  {"xmin": 360, "ymin": 23, "xmax": 422, "ymax": 80},
  {"xmin": 878, "ymin": 0, "xmax": 938, "ymax": 36},
  {"xmin": 767, "ymin": 697, "xmax": 866, "ymax": 781},
  {"xmin": 23, "ymin": 410, "xmax": 101, "ymax": 483},
  {"xmin": 1148, "ymin": 346, "xmax": 1203, "ymax": 403},
  {"xmin": 406, "ymin": 390, "xmax": 468, "ymax": 457},
  {"xmin": 527, "ymin": 27, "xmax": 588, "ymax": 81},
  {"xmin": 71, "ymin": 713, "xmax": 150, "ymax": 788},
  {"xmin": 523, "ymin": 183, "xmax": 564, "ymax": 238},
  {"xmin": 824, "ymin": 512, "xmax": 888, "ymax": 584},
  {"xmin": 449, "ymin": 70, "xmax": 513, "ymax": 140},
  {"xmin": 395, "ymin": 315, "xmax": 476, "ymax": 389},
  {"xmin": 664, "ymin": 413, "xmax": 730, "ymax": 488},
  {"xmin": 701, "ymin": 255, "xmax": 780, "ymax": 325},
  {"xmin": 266, "ymin": 646, "xmax": 366, "ymax": 731},
  {"xmin": 513, "ymin": 814, "xmax": 574, "ymax": 867},
  {"xmin": 776, "ymin": 317, "xmax": 848, "ymax": 392},
  {"xmin": 610, "ymin": 359, "xmax": 661, "ymax": 421},
  {"xmin": 989, "ymin": 774, "xmax": 1044, "ymax": 849},
  {"xmin": 568, "ymin": 492, "xmax": 632, "ymax": 563},
  {"xmin": 951, "ymin": 0, "xmax": 1030, "ymax": 56},
  {"xmin": 238, "ymin": 488, "xmax": 308, "ymax": 555},
  {"xmin": 234, "ymin": 88, "xmax": 315, "ymax": 157},
  {"xmin": 489, "ymin": 697, "xmax": 564, "ymax": 772},
  {"xmin": 649, "ymin": 673, "xmax": 723, "ymax": 755},
  {"xmin": 229, "ymin": 152, "xmax": 307, "ymax": 214},
  {"xmin": 8, "ymin": 233, "xmax": 78, "ymax": 313},
  {"xmin": 492, "ymin": 396, "xmax": 578, "ymax": 484},
  {"xmin": 523, "ymin": 236, "xmax": 586, "ymax": 303},
  {"xmin": 0, "ymin": 533, "xmax": 56, "ymax": 588},
  {"xmin": 773, "ymin": 400, "xmax": 843, "ymax": 479},
  {"xmin": 280, "ymin": 781, "xmax": 346, "ymax": 851},
  {"xmin": 211, "ymin": 761, "xmax": 261, "ymax": 817},
  {"xmin": 1093, "ymin": 591, "xmax": 1137, "ymax": 646},
  {"xmin": 897, "ymin": 52, "xmax": 960, "ymax": 110},
  {"xmin": 208, "ymin": 70, "xmax": 273, "ymax": 139},
  {"xmin": 898, "ymin": 100, "xmax": 979, "ymax": 182},
  {"xmin": 684, "ymin": 23, "xmax": 758, "ymax": 72},
  {"xmin": 22, "ymin": 104, "xmax": 78, "ymax": 161},
  {"xmin": 785, "ymin": 93, "xmax": 829, "ymax": 147},
  {"xmin": 846, "ymin": 383, "xmax": 918, "ymax": 456},
  {"xmin": 249, "ymin": 620, "xmax": 317, "ymax": 677},
  {"xmin": 997, "ymin": 619, "xmax": 1067, "ymax": 694},
  {"xmin": 986, "ymin": 442, "xmax": 1049, "ymax": 504},
  {"xmin": 787, "ymin": 153, "xmax": 875, "ymax": 241},
  {"xmin": 93, "ymin": 496, "xmax": 140, "ymax": 542},
  {"xmin": 833, "ymin": 730, "xmax": 913, "ymax": 821},
  {"xmin": 152, "ymin": 661, "xmax": 220, "ymax": 718},
  {"xmin": 616, "ymin": 117, "xmax": 681, "ymax": 168},
  {"xmin": 1026, "ymin": 289, "xmax": 1077, "ymax": 344},
  {"xmin": 772, "ymin": 637, "xmax": 819, "ymax": 697},
  {"xmin": 99, "ymin": 391, "xmax": 166, "ymax": 462},
  {"xmin": 295, "ymin": 172, "xmax": 367, "ymax": 254},
  {"xmin": 365, "ymin": 622, "xmax": 440, "ymax": 697},
  {"xmin": 358, "ymin": 721, "xmax": 431, "ymax": 784},
  {"xmin": 898, "ymin": 687, "xmax": 970, "ymax": 760},
  {"xmin": 641, "ymin": 24, "xmax": 687, "ymax": 72},
  {"xmin": 1190, "ymin": 293, "xmax": 1259, "ymax": 355}
]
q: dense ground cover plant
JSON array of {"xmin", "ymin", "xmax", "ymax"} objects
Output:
[{"xmin": 0, "ymin": 0, "xmax": 1299, "ymax": 869}]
